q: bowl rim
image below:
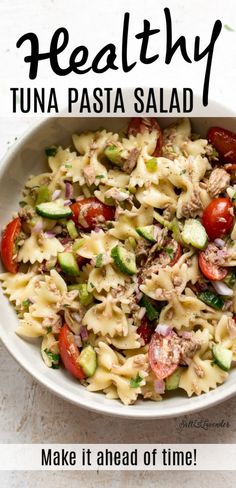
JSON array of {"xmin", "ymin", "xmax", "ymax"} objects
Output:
[{"xmin": 1, "ymin": 108, "xmax": 236, "ymax": 419}]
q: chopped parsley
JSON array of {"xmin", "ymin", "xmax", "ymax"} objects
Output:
[
  {"xmin": 47, "ymin": 326, "xmax": 52, "ymax": 333},
  {"xmin": 95, "ymin": 253, "xmax": 104, "ymax": 268},
  {"xmin": 44, "ymin": 348, "xmax": 60, "ymax": 363},
  {"xmin": 166, "ymin": 248, "xmax": 174, "ymax": 260},
  {"xmin": 146, "ymin": 158, "xmax": 157, "ymax": 173},
  {"xmin": 45, "ymin": 146, "xmax": 57, "ymax": 157},
  {"xmin": 95, "ymin": 175, "xmax": 105, "ymax": 179},
  {"xmin": 65, "ymin": 164, "xmax": 72, "ymax": 168},
  {"xmin": 130, "ymin": 374, "xmax": 143, "ymax": 389},
  {"xmin": 211, "ymin": 148, "xmax": 219, "ymax": 159},
  {"xmin": 51, "ymin": 363, "xmax": 60, "ymax": 369},
  {"xmin": 22, "ymin": 299, "xmax": 30, "ymax": 309},
  {"xmin": 180, "ymin": 169, "xmax": 186, "ymax": 175}
]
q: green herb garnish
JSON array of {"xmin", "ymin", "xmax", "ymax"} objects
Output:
[
  {"xmin": 146, "ymin": 158, "xmax": 157, "ymax": 173},
  {"xmin": 166, "ymin": 248, "xmax": 174, "ymax": 260},
  {"xmin": 95, "ymin": 253, "xmax": 104, "ymax": 268},
  {"xmin": 95, "ymin": 175, "xmax": 105, "ymax": 179},
  {"xmin": 45, "ymin": 146, "xmax": 57, "ymax": 157},
  {"xmin": 47, "ymin": 326, "xmax": 52, "ymax": 333},
  {"xmin": 130, "ymin": 374, "xmax": 143, "ymax": 388},
  {"xmin": 44, "ymin": 349, "xmax": 60, "ymax": 363},
  {"xmin": 22, "ymin": 299, "xmax": 30, "ymax": 309}
]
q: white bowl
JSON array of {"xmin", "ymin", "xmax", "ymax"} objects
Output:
[{"xmin": 1, "ymin": 110, "xmax": 236, "ymax": 419}]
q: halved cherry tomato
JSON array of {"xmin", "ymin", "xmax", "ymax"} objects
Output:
[
  {"xmin": 70, "ymin": 197, "xmax": 115, "ymax": 230},
  {"xmin": 59, "ymin": 324, "xmax": 85, "ymax": 380},
  {"xmin": 207, "ymin": 127, "xmax": 236, "ymax": 164},
  {"xmin": 202, "ymin": 198, "xmax": 234, "ymax": 240},
  {"xmin": 148, "ymin": 332, "xmax": 180, "ymax": 380},
  {"xmin": 1, "ymin": 217, "xmax": 21, "ymax": 273},
  {"xmin": 137, "ymin": 316, "xmax": 153, "ymax": 345},
  {"xmin": 128, "ymin": 117, "xmax": 163, "ymax": 157},
  {"xmin": 198, "ymin": 248, "xmax": 228, "ymax": 281}
]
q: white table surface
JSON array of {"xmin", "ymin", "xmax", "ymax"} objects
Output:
[{"xmin": 1, "ymin": 114, "xmax": 236, "ymax": 488}]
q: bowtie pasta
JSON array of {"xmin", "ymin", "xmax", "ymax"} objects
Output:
[{"xmin": 1, "ymin": 117, "xmax": 236, "ymax": 405}]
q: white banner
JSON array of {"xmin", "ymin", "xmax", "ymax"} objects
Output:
[{"xmin": 0, "ymin": 444, "xmax": 235, "ymax": 470}]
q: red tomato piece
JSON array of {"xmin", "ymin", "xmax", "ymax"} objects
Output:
[
  {"xmin": 128, "ymin": 117, "xmax": 163, "ymax": 157},
  {"xmin": 59, "ymin": 324, "xmax": 85, "ymax": 380},
  {"xmin": 224, "ymin": 164, "xmax": 236, "ymax": 172},
  {"xmin": 70, "ymin": 197, "xmax": 115, "ymax": 230},
  {"xmin": 137, "ymin": 316, "xmax": 153, "ymax": 345},
  {"xmin": 148, "ymin": 332, "xmax": 180, "ymax": 380},
  {"xmin": 1, "ymin": 217, "xmax": 21, "ymax": 273},
  {"xmin": 207, "ymin": 127, "xmax": 236, "ymax": 164},
  {"xmin": 202, "ymin": 198, "xmax": 234, "ymax": 240},
  {"xmin": 198, "ymin": 248, "xmax": 228, "ymax": 281}
]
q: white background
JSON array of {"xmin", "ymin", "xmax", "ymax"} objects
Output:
[{"xmin": 1, "ymin": 1, "xmax": 236, "ymax": 487}]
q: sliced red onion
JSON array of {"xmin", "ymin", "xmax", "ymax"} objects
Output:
[
  {"xmin": 214, "ymin": 238, "xmax": 225, "ymax": 248},
  {"xmin": 65, "ymin": 182, "xmax": 73, "ymax": 199},
  {"xmin": 155, "ymin": 324, "xmax": 172, "ymax": 336},
  {"xmin": 211, "ymin": 280, "xmax": 233, "ymax": 296},
  {"xmin": 153, "ymin": 225, "xmax": 162, "ymax": 240},
  {"xmin": 223, "ymin": 300, "xmax": 233, "ymax": 311},
  {"xmin": 80, "ymin": 325, "xmax": 88, "ymax": 341},
  {"xmin": 180, "ymin": 331, "xmax": 192, "ymax": 339},
  {"xmin": 154, "ymin": 379, "xmax": 165, "ymax": 394},
  {"xmin": 52, "ymin": 189, "xmax": 61, "ymax": 200},
  {"xmin": 43, "ymin": 231, "xmax": 56, "ymax": 238},
  {"xmin": 64, "ymin": 199, "xmax": 72, "ymax": 206},
  {"xmin": 32, "ymin": 220, "xmax": 43, "ymax": 233}
]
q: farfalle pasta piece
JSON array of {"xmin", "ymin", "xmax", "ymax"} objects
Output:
[
  {"xmin": 87, "ymin": 264, "xmax": 126, "ymax": 293},
  {"xmin": 215, "ymin": 315, "xmax": 236, "ymax": 360},
  {"xmin": 0, "ymin": 271, "xmax": 40, "ymax": 306},
  {"xmin": 82, "ymin": 295, "xmax": 129, "ymax": 337},
  {"xmin": 87, "ymin": 341, "xmax": 148, "ymax": 405},
  {"xmin": 17, "ymin": 233, "xmax": 64, "ymax": 264},
  {"xmin": 109, "ymin": 205, "xmax": 153, "ymax": 240},
  {"xmin": 136, "ymin": 181, "xmax": 177, "ymax": 209},
  {"xmin": 108, "ymin": 324, "xmax": 141, "ymax": 350},
  {"xmin": 179, "ymin": 329, "xmax": 228, "ymax": 396},
  {"xmin": 17, "ymin": 313, "xmax": 47, "ymax": 338},
  {"xmin": 77, "ymin": 230, "xmax": 118, "ymax": 259}
]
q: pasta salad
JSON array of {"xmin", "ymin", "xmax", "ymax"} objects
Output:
[{"xmin": 1, "ymin": 117, "xmax": 236, "ymax": 405}]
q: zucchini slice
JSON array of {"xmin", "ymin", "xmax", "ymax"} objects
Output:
[
  {"xmin": 136, "ymin": 225, "xmax": 156, "ymax": 243},
  {"xmin": 78, "ymin": 345, "xmax": 97, "ymax": 377},
  {"xmin": 111, "ymin": 245, "xmax": 137, "ymax": 275},
  {"xmin": 58, "ymin": 252, "xmax": 79, "ymax": 276},
  {"xmin": 182, "ymin": 219, "xmax": 208, "ymax": 249},
  {"xmin": 212, "ymin": 344, "xmax": 232, "ymax": 371},
  {"xmin": 36, "ymin": 202, "xmax": 72, "ymax": 220},
  {"xmin": 140, "ymin": 295, "xmax": 160, "ymax": 321},
  {"xmin": 198, "ymin": 290, "xmax": 224, "ymax": 310}
]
